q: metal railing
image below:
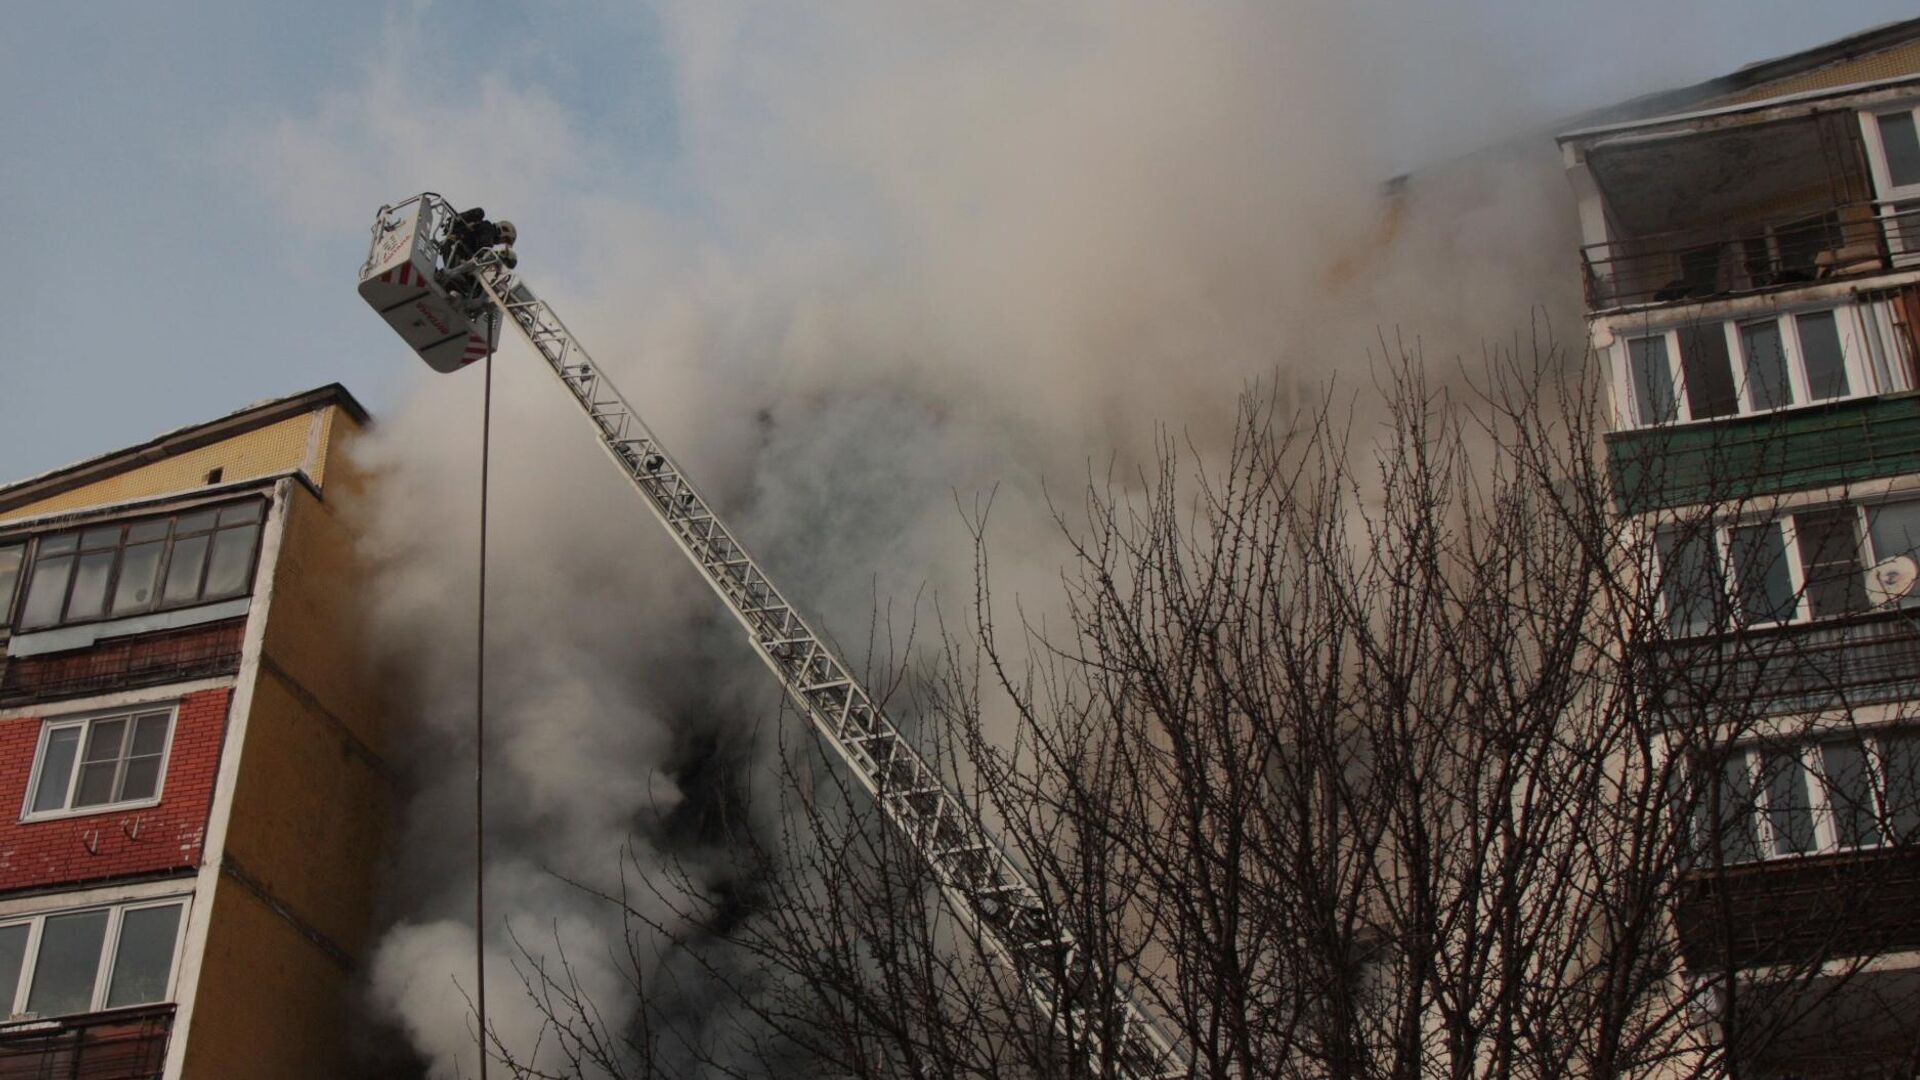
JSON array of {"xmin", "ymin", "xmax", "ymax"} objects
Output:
[
  {"xmin": 1581, "ymin": 201, "xmax": 1920, "ymax": 311},
  {"xmin": 0, "ymin": 1005, "xmax": 173, "ymax": 1080},
  {"xmin": 1649, "ymin": 606, "xmax": 1920, "ymax": 718}
]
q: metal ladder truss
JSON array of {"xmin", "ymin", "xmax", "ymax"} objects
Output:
[{"xmin": 467, "ymin": 256, "xmax": 1186, "ymax": 1080}]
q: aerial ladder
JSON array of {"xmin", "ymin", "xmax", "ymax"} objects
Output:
[{"xmin": 358, "ymin": 193, "xmax": 1186, "ymax": 1079}]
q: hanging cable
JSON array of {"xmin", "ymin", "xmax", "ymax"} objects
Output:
[{"xmin": 474, "ymin": 307, "xmax": 496, "ymax": 1080}]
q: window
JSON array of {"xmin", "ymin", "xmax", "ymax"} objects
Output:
[
  {"xmin": 1859, "ymin": 107, "xmax": 1920, "ymax": 262},
  {"xmin": 1694, "ymin": 730, "xmax": 1920, "ymax": 865},
  {"xmin": 0, "ymin": 543, "xmax": 22, "ymax": 630},
  {"xmin": 1620, "ymin": 305, "xmax": 1877, "ymax": 428},
  {"xmin": 0, "ymin": 899, "xmax": 186, "ymax": 1019},
  {"xmin": 25, "ymin": 709, "xmax": 173, "ymax": 820},
  {"xmin": 15, "ymin": 500, "xmax": 263, "ymax": 632},
  {"xmin": 1654, "ymin": 505, "xmax": 1880, "ymax": 636}
]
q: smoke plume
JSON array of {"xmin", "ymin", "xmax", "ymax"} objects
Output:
[{"xmin": 243, "ymin": 3, "xmax": 1620, "ymax": 1074}]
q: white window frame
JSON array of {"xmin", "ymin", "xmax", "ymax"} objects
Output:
[
  {"xmin": 1856, "ymin": 104, "xmax": 1920, "ymax": 264},
  {"xmin": 1653, "ymin": 506, "xmax": 1888, "ymax": 635},
  {"xmin": 1616, "ymin": 304, "xmax": 1880, "ymax": 429},
  {"xmin": 1714, "ymin": 731, "xmax": 1917, "ymax": 863},
  {"xmin": 20, "ymin": 705, "xmax": 176, "ymax": 823},
  {"xmin": 0, "ymin": 896, "xmax": 190, "ymax": 1020}
]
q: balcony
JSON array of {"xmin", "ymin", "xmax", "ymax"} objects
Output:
[
  {"xmin": 1574, "ymin": 107, "xmax": 1893, "ymax": 312},
  {"xmin": 1607, "ymin": 391, "xmax": 1920, "ymax": 514},
  {"xmin": 0, "ymin": 1004, "xmax": 172, "ymax": 1080},
  {"xmin": 1648, "ymin": 607, "xmax": 1920, "ymax": 719},
  {"xmin": 1674, "ymin": 845, "xmax": 1920, "ymax": 971},
  {"xmin": 1582, "ymin": 201, "xmax": 1920, "ymax": 311}
]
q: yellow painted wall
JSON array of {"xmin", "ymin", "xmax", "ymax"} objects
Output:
[
  {"xmin": 0, "ymin": 409, "xmax": 338, "ymax": 522},
  {"xmin": 180, "ymin": 434, "xmax": 399, "ymax": 1078},
  {"xmin": 1708, "ymin": 40, "xmax": 1920, "ymax": 109}
]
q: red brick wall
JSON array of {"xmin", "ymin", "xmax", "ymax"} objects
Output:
[{"xmin": 0, "ymin": 688, "xmax": 230, "ymax": 894}]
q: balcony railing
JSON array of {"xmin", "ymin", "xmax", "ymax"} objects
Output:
[
  {"xmin": 1648, "ymin": 607, "xmax": 1920, "ymax": 718},
  {"xmin": 1581, "ymin": 201, "xmax": 1920, "ymax": 311},
  {"xmin": 0, "ymin": 1004, "xmax": 173, "ymax": 1080}
]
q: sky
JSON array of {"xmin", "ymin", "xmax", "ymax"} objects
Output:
[{"xmin": 1, "ymin": 2, "xmax": 1916, "ymax": 482}]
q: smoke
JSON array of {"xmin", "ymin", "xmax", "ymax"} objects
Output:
[{"xmin": 244, "ymin": 2, "xmax": 1602, "ymax": 1075}]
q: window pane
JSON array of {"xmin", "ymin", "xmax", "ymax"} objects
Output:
[
  {"xmin": 130, "ymin": 714, "xmax": 170, "ymax": 758},
  {"xmin": 1739, "ymin": 320, "xmax": 1793, "ymax": 411},
  {"xmin": 1797, "ymin": 311, "xmax": 1851, "ymax": 400},
  {"xmin": 217, "ymin": 501, "xmax": 262, "ymax": 526},
  {"xmin": 1678, "ymin": 323, "xmax": 1737, "ymax": 419},
  {"xmin": 78, "ymin": 527, "xmax": 120, "ymax": 551},
  {"xmin": 162, "ymin": 535, "xmax": 209, "ymax": 604},
  {"xmin": 37, "ymin": 534, "xmax": 77, "ymax": 556},
  {"xmin": 31, "ymin": 728, "xmax": 81, "ymax": 814},
  {"xmin": 1793, "ymin": 507, "xmax": 1867, "ymax": 618},
  {"xmin": 1878, "ymin": 111, "xmax": 1920, "ymax": 188},
  {"xmin": 1883, "ymin": 734, "xmax": 1920, "ymax": 842},
  {"xmin": 1630, "ymin": 337, "xmax": 1677, "ymax": 425},
  {"xmin": 0, "ymin": 544, "xmax": 22, "ymax": 628},
  {"xmin": 1701, "ymin": 754, "xmax": 1761, "ymax": 864},
  {"xmin": 25, "ymin": 910, "xmax": 107, "ymax": 1018},
  {"xmin": 83, "ymin": 719, "xmax": 127, "ymax": 763},
  {"xmin": 19, "ymin": 554, "xmax": 74, "ymax": 629},
  {"xmin": 1822, "ymin": 741, "xmax": 1882, "ymax": 848},
  {"xmin": 1868, "ymin": 500, "xmax": 1920, "ymax": 565},
  {"xmin": 111, "ymin": 541, "xmax": 165, "ymax": 614},
  {"xmin": 126, "ymin": 520, "xmax": 169, "ymax": 544},
  {"xmin": 1730, "ymin": 523, "xmax": 1796, "ymax": 623},
  {"xmin": 172, "ymin": 510, "xmax": 216, "ymax": 535},
  {"xmin": 1761, "ymin": 749, "xmax": 1816, "ymax": 855},
  {"xmin": 1657, "ymin": 525, "xmax": 1722, "ymax": 636},
  {"xmin": 0, "ymin": 923, "xmax": 26, "ymax": 1013},
  {"xmin": 202, "ymin": 524, "xmax": 259, "ymax": 600},
  {"xmin": 64, "ymin": 550, "xmax": 115, "ymax": 622},
  {"xmin": 74, "ymin": 762, "xmax": 119, "ymax": 807},
  {"xmin": 119, "ymin": 758, "xmax": 161, "ymax": 802},
  {"xmin": 104, "ymin": 905, "xmax": 182, "ymax": 1009}
]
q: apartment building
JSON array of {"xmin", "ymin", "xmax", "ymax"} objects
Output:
[
  {"xmin": 0, "ymin": 386, "xmax": 395, "ymax": 1078},
  {"xmin": 1559, "ymin": 19, "xmax": 1920, "ymax": 1078}
]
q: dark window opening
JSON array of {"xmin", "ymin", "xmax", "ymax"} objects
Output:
[{"xmin": 204, "ymin": 467, "xmax": 223, "ymax": 485}]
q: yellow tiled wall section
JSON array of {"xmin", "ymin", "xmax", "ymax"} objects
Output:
[
  {"xmin": 1708, "ymin": 40, "xmax": 1920, "ymax": 109},
  {"xmin": 0, "ymin": 409, "xmax": 337, "ymax": 522}
]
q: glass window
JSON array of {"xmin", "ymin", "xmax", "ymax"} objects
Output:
[
  {"xmin": 1883, "ymin": 733, "xmax": 1920, "ymax": 843},
  {"xmin": 26, "ymin": 710, "xmax": 173, "ymax": 817},
  {"xmin": 1821, "ymin": 741, "xmax": 1882, "ymax": 848},
  {"xmin": 1760, "ymin": 749, "xmax": 1816, "ymax": 855},
  {"xmin": 1796, "ymin": 311, "xmax": 1851, "ymax": 401},
  {"xmin": 1, "ymin": 900, "xmax": 188, "ymax": 1018},
  {"xmin": 1738, "ymin": 319, "xmax": 1793, "ymax": 411},
  {"xmin": 1630, "ymin": 336, "xmax": 1676, "ymax": 425},
  {"xmin": 1793, "ymin": 507, "xmax": 1867, "ymax": 618},
  {"xmin": 1700, "ymin": 754, "xmax": 1761, "ymax": 864},
  {"xmin": 1729, "ymin": 522, "xmax": 1796, "ymax": 624},
  {"xmin": 1877, "ymin": 111, "xmax": 1920, "ymax": 189},
  {"xmin": 25, "ymin": 911, "xmax": 107, "ymax": 1018},
  {"xmin": 0, "ymin": 543, "xmax": 22, "ymax": 629},
  {"xmin": 1656, "ymin": 525, "xmax": 1722, "ymax": 636},
  {"xmin": 1868, "ymin": 500, "xmax": 1920, "ymax": 564},
  {"xmin": 104, "ymin": 905, "xmax": 182, "ymax": 1009},
  {"xmin": 12, "ymin": 501, "xmax": 265, "ymax": 632},
  {"xmin": 1678, "ymin": 323, "xmax": 1737, "ymax": 420},
  {"xmin": 0, "ymin": 923, "xmax": 25, "ymax": 1011}
]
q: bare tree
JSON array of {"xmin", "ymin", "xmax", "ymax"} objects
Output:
[{"xmin": 486, "ymin": 339, "xmax": 1920, "ymax": 1080}]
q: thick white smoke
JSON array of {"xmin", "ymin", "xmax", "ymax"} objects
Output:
[{"xmin": 245, "ymin": 3, "xmax": 1600, "ymax": 1075}]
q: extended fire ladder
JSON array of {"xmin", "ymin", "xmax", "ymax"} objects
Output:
[{"xmin": 368, "ymin": 195, "xmax": 1186, "ymax": 1079}]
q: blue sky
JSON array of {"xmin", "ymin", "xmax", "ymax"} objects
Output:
[{"xmin": 2, "ymin": 2, "xmax": 1915, "ymax": 481}]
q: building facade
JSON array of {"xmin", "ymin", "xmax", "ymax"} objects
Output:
[
  {"xmin": 1560, "ymin": 19, "xmax": 1920, "ymax": 1078},
  {"xmin": 0, "ymin": 386, "xmax": 395, "ymax": 1078}
]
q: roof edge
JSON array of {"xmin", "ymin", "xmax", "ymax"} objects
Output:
[{"xmin": 0, "ymin": 384, "xmax": 372, "ymax": 515}]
